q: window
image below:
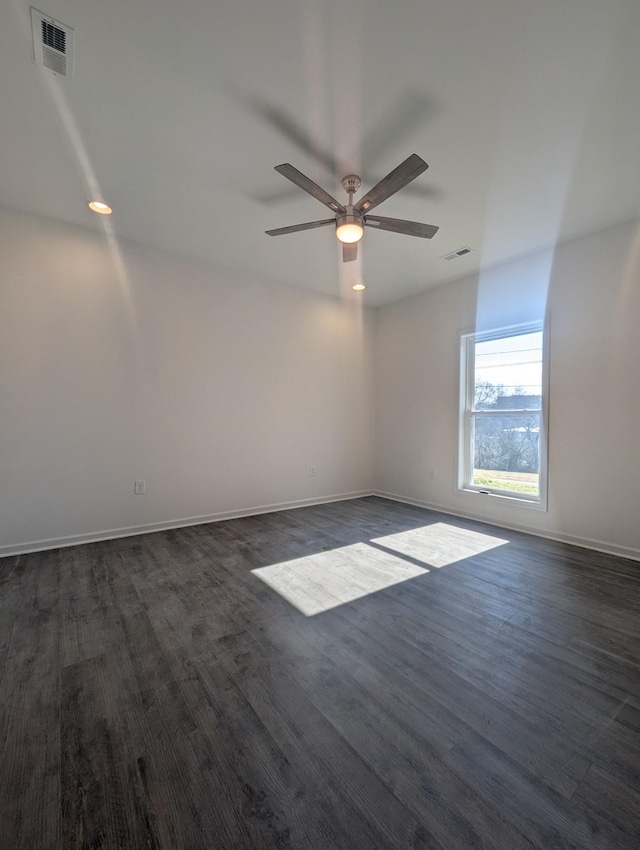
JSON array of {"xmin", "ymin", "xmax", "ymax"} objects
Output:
[{"xmin": 458, "ymin": 321, "xmax": 548, "ymax": 508}]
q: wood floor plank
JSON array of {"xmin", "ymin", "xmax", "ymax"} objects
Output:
[
  {"xmin": 243, "ymin": 617, "xmax": 537, "ymax": 848},
  {"xmin": 60, "ymin": 656, "xmax": 159, "ymax": 850},
  {"xmin": 325, "ymin": 582, "xmax": 629, "ymax": 760},
  {"xmin": 570, "ymin": 763, "xmax": 640, "ymax": 849},
  {"xmin": 211, "ymin": 627, "xmax": 444, "ymax": 849},
  {"xmin": 183, "ymin": 642, "xmax": 397, "ymax": 849},
  {"xmin": 1, "ymin": 496, "xmax": 639, "ymax": 848},
  {"xmin": 445, "ymin": 732, "xmax": 605, "ymax": 850},
  {"xmin": 315, "ymin": 600, "xmax": 593, "ymax": 797},
  {"xmin": 0, "ymin": 556, "xmax": 61, "ymax": 850}
]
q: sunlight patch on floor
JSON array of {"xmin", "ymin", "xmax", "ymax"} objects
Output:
[
  {"xmin": 252, "ymin": 542, "xmax": 428, "ymax": 616},
  {"xmin": 372, "ymin": 522, "xmax": 508, "ymax": 568}
]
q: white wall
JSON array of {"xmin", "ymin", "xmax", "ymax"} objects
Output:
[
  {"xmin": 4, "ymin": 207, "xmax": 639, "ymax": 559},
  {"xmin": 374, "ymin": 219, "xmax": 640, "ymax": 559},
  {"xmin": 0, "ymin": 208, "xmax": 374, "ymax": 553}
]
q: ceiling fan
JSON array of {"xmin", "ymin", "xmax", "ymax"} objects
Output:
[{"xmin": 265, "ymin": 154, "xmax": 439, "ymax": 262}]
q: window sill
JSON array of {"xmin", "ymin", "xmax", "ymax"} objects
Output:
[{"xmin": 458, "ymin": 486, "xmax": 547, "ymax": 512}]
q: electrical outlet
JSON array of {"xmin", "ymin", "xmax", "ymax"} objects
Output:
[
  {"xmin": 309, "ymin": 466, "xmax": 316, "ymax": 477},
  {"xmin": 134, "ymin": 480, "xmax": 146, "ymax": 495}
]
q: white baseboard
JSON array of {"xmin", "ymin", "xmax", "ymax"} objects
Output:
[
  {"xmin": 0, "ymin": 490, "xmax": 375, "ymax": 558},
  {"xmin": 374, "ymin": 490, "xmax": 640, "ymax": 563},
  {"xmin": 4, "ymin": 489, "xmax": 638, "ymax": 564}
]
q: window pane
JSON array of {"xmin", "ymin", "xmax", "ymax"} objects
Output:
[
  {"xmin": 474, "ymin": 331, "xmax": 543, "ymax": 410},
  {"xmin": 471, "ymin": 411, "xmax": 540, "ymax": 496}
]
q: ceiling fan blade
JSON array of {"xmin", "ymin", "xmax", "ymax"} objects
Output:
[
  {"xmin": 361, "ymin": 92, "xmax": 436, "ymax": 166},
  {"xmin": 355, "ymin": 154, "xmax": 428, "ymax": 213},
  {"xmin": 250, "ymin": 100, "xmax": 340, "ymax": 175},
  {"xmin": 343, "ymin": 243, "xmax": 358, "ymax": 263},
  {"xmin": 357, "ymin": 171, "xmax": 442, "ymax": 203},
  {"xmin": 265, "ymin": 218, "xmax": 335, "ymax": 237},
  {"xmin": 365, "ymin": 215, "xmax": 439, "ymax": 239},
  {"xmin": 274, "ymin": 164, "xmax": 345, "ymax": 213}
]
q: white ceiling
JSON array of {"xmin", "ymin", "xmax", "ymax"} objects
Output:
[{"xmin": 2, "ymin": 0, "xmax": 639, "ymax": 305}]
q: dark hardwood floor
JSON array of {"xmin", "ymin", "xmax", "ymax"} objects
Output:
[{"xmin": 1, "ymin": 496, "xmax": 640, "ymax": 849}]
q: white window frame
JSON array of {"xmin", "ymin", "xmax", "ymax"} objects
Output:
[{"xmin": 457, "ymin": 319, "xmax": 549, "ymax": 510}]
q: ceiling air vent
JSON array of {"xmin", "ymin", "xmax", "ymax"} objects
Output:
[
  {"xmin": 441, "ymin": 246, "xmax": 474, "ymax": 261},
  {"xmin": 31, "ymin": 8, "xmax": 74, "ymax": 78}
]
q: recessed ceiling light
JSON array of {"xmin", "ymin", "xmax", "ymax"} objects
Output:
[
  {"xmin": 352, "ymin": 283, "xmax": 366, "ymax": 291},
  {"xmin": 87, "ymin": 201, "xmax": 112, "ymax": 215}
]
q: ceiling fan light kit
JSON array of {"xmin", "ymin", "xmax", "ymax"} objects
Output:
[
  {"xmin": 266, "ymin": 154, "xmax": 439, "ymax": 264},
  {"xmin": 336, "ymin": 216, "xmax": 364, "ymax": 244},
  {"xmin": 335, "ymin": 174, "xmax": 364, "ymax": 243}
]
